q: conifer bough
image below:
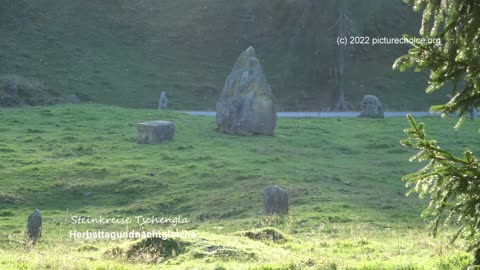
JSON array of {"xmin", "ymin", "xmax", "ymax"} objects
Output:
[{"xmin": 396, "ymin": 0, "xmax": 480, "ymax": 266}]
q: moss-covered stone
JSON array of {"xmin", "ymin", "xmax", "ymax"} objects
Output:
[
  {"xmin": 77, "ymin": 244, "xmax": 99, "ymax": 252},
  {"xmin": 236, "ymin": 227, "xmax": 288, "ymax": 243},
  {"xmin": 105, "ymin": 237, "xmax": 189, "ymax": 263},
  {"xmin": 191, "ymin": 244, "xmax": 258, "ymax": 261}
]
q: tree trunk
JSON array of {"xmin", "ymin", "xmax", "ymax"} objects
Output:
[{"xmin": 330, "ymin": 0, "xmax": 349, "ymax": 112}]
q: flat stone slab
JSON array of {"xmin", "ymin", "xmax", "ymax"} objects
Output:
[{"xmin": 137, "ymin": 120, "xmax": 175, "ymax": 144}]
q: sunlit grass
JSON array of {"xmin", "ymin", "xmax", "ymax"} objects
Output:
[{"xmin": 0, "ymin": 104, "xmax": 477, "ymax": 269}]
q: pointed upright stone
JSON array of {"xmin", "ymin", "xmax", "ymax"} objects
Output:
[
  {"xmin": 216, "ymin": 46, "xmax": 277, "ymax": 135},
  {"xmin": 159, "ymin": 91, "xmax": 168, "ymax": 110}
]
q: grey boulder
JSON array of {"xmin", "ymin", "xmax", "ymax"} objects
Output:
[
  {"xmin": 216, "ymin": 46, "xmax": 277, "ymax": 135},
  {"xmin": 137, "ymin": 121, "xmax": 175, "ymax": 144},
  {"xmin": 359, "ymin": 95, "xmax": 384, "ymax": 118}
]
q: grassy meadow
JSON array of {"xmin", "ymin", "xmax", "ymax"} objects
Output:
[{"xmin": 0, "ymin": 104, "xmax": 478, "ymax": 269}]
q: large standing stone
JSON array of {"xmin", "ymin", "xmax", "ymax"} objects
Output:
[
  {"xmin": 159, "ymin": 91, "xmax": 168, "ymax": 110},
  {"xmin": 359, "ymin": 95, "xmax": 384, "ymax": 118},
  {"xmin": 25, "ymin": 209, "xmax": 42, "ymax": 245},
  {"xmin": 263, "ymin": 186, "xmax": 288, "ymax": 215},
  {"xmin": 216, "ymin": 46, "xmax": 277, "ymax": 135},
  {"xmin": 137, "ymin": 121, "xmax": 175, "ymax": 144}
]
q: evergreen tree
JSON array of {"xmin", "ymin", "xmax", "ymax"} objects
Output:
[{"xmin": 395, "ymin": 0, "xmax": 480, "ymax": 266}]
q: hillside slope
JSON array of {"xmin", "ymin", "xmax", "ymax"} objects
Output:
[
  {"xmin": 0, "ymin": 0, "xmax": 448, "ymax": 110},
  {"xmin": 0, "ymin": 104, "xmax": 476, "ymax": 269}
]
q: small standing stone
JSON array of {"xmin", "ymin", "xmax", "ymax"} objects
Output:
[
  {"xmin": 468, "ymin": 106, "xmax": 478, "ymax": 120},
  {"xmin": 263, "ymin": 186, "xmax": 288, "ymax": 215},
  {"xmin": 359, "ymin": 95, "xmax": 384, "ymax": 118},
  {"xmin": 25, "ymin": 209, "xmax": 42, "ymax": 246},
  {"xmin": 159, "ymin": 91, "xmax": 168, "ymax": 110},
  {"xmin": 137, "ymin": 120, "xmax": 175, "ymax": 144}
]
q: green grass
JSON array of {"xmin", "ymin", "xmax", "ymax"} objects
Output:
[{"xmin": 0, "ymin": 104, "xmax": 478, "ymax": 269}]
